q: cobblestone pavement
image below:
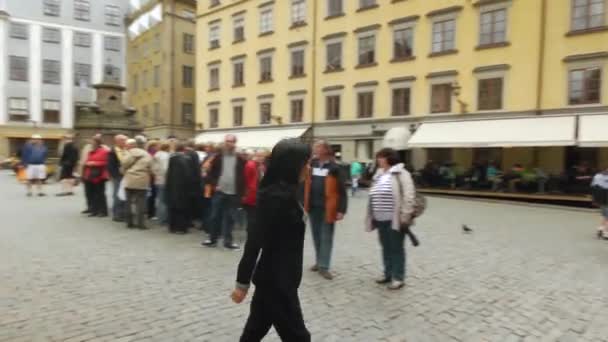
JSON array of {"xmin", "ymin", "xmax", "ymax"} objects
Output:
[{"xmin": 1, "ymin": 172, "xmax": 608, "ymax": 342}]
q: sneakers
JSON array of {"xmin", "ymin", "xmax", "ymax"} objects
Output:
[
  {"xmin": 309, "ymin": 265, "xmax": 319, "ymax": 272},
  {"xmin": 224, "ymin": 243, "xmax": 240, "ymax": 250},
  {"xmin": 319, "ymin": 270, "xmax": 334, "ymax": 280},
  {"xmin": 37, "ymin": 193, "xmax": 46, "ymax": 197},
  {"xmin": 375, "ymin": 277, "xmax": 391, "ymax": 285},
  {"xmin": 201, "ymin": 240, "xmax": 217, "ymax": 247},
  {"xmin": 387, "ymin": 281, "xmax": 405, "ymax": 290}
]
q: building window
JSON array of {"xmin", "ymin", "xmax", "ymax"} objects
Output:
[
  {"xmin": 44, "ymin": 0, "xmax": 60, "ymax": 16},
  {"xmin": 8, "ymin": 98, "xmax": 29, "ymax": 122},
  {"xmin": 153, "ymin": 103, "xmax": 160, "ymax": 124},
  {"xmin": 360, "ymin": 0, "xmax": 376, "ymax": 9},
  {"xmin": 291, "ymin": 49, "xmax": 305, "ymax": 77},
  {"xmin": 209, "ymin": 25, "xmax": 220, "ymax": 49},
  {"xmin": 104, "ymin": 36, "xmax": 121, "ymax": 51},
  {"xmin": 210, "ymin": 0, "xmax": 221, "ymax": 7},
  {"xmin": 233, "ymin": 105, "xmax": 243, "ymax": 126},
  {"xmin": 143, "ymin": 70, "xmax": 148, "ymax": 90},
  {"xmin": 260, "ymin": 6, "xmax": 274, "ymax": 34},
  {"xmin": 74, "ymin": 0, "xmax": 90, "ymax": 21},
  {"xmin": 431, "ymin": 83, "xmax": 452, "ymax": 113},
  {"xmin": 357, "ymin": 91, "xmax": 374, "ymax": 118},
  {"xmin": 393, "ymin": 27, "xmax": 413, "ymax": 59},
  {"xmin": 327, "ymin": 0, "xmax": 343, "ymax": 17},
  {"xmin": 74, "ymin": 63, "xmax": 91, "ymax": 87},
  {"xmin": 291, "ymin": 99, "xmax": 304, "ymax": 123},
  {"xmin": 183, "ymin": 33, "xmax": 195, "ymax": 53},
  {"xmin": 42, "ymin": 100, "xmax": 60, "ymax": 124},
  {"xmin": 233, "ymin": 61, "xmax": 244, "ymax": 86},
  {"xmin": 42, "ymin": 27, "xmax": 61, "ymax": 44},
  {"xmin": 478, "ymin": 78, "xmax": 503, "ymax": 110},
  {"xmin": 153, "ymin": 65, "xmax": 160, "ymax": 87},
  {"xmin": 291, "ymin": 0, "xmax": 306, "ymax": 25},
  {"xmin": 260, "ymin": 103, "xmax": 272, "ymax": 124},
  {"xmin": 133, "ymin": 74, "xmax": 138, "ymax": 93},
  {"xmin": 326, "ymin": 95, "xmax": 341, "ymax": 120},
  {"xmin": 105, "ymin": 5, "xmax": 121, "ymax": 26},
  {"xmin": 432, "ymin": 19, "xmax": 456, "ymax": 53},
  {"xmin": 209, "ymin": 67, "xmax": 220, "ymax": 90},
  {"xmin": 569, "ymin": 67, "xmax": 601, "ymax": 105},
  {"xmin": 183, "ymin": 66, "xmax": 194, "ymax": 88},
  {"xmin": 209, "ymin": 107, "xmax": 218, "ymax": 128},
  {"xmin": 9, "ymin": 56, "xmax": 28, "ymax": 81},
  {"xmin": 183, "ymin": 103, "xmax": 194, "ymax": 126},
  {"xmin": 10, "ymin": 23, "xmax": 28, "ymax": 40},
  {"xmin": 43, "ymin": 59, "xmax": 61, "ymax": 84},
  {"xmin": 392, "ymin": 88, "xmax": 411, "ymax": 116},
  {"xmin": 182, "ymin": 9, "xmax": 195, "ymax": 19},
  {"xmin": 260, "ymin": 55, "xmax": 273, "ymax": 82},
  {"xmin": 233, "ymin": 17, "xmax": 245, "ymax": 42},
  {"xmin": 480, "ymin": 9, "xmax": 507, "ymax": 45},
  {"xmin": 358, "ymin": 35, "xmax": 376, "ymax": 65},
  {"xmin": 106, "ymin": 65, "xmax": 121, "ymax": 83},
  {"xmin": 572, "ymin": 0, "xmax": 605, "ymax": 31},
  {"xmin": 154, "ymin": 34, "xmax": 161, "ymax": 51},
  {"xmin": 142, "ymin": 105, "xmax": 149, "ymax": 123},
  {"xmin": 326, "ymin": 41, "xmax": 343, "ymax": 71},
  {"xmin": 74, "ymin": 32, "xmax": 91, "ymax": 47}
]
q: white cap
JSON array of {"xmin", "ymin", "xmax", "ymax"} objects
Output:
[{"xmin": 31, "ymin": 134, "xmax": 42, "ymax": 139}]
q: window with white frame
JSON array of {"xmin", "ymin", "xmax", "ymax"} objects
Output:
[
  {"xmin": 233, "ymin": 105, "xmax": 243, "ymax": 126},
  {"xmin": 104, "ymin": 36, "xmax": 121, "ymax": 51},
  {"xmin": 42, "ymin": 100, "xmax": 61, "ymax": 123},
  {"xmin": 259, "ymin": 6, "xmax": 274, "ymax": 34},
  {"xmin": 291, "ymin": 0, "xmax": 306, "ymax": 25},
  {"xmin": 209, "ymin": 66, "xmax": 220, "ymax": 90},
  {"xmin": 209, "ymin": 24, "xmax": 220, "ymax": 48},
  {"xmin": 10, "ymin": 23, "xmax": 28, "ymax": 39},
  {"xmin": 233, "ymin": 16, "xmax": 245, "ymax": 42},
  {"xmin": 43, "ymin": 59, "xmax": 61, "ymax": 84},
  {"xmin": 326, "ymin": 40, "xmax": 343, "ymax": 71},
  {"xmin": 260, "ymin": 102, "xmax": 272, "ymax": 124},
  {"xmin": 209, "ymin": 107, "xmax": 219, "ymax": 128},
  {"xmin": 74, "ymin": 32, "xmax": 91, "ymax": 47},
  {"xmin": 327, "ymin": 0, "xmax": 343, "ymax": 17},
  {"xmin": 480, "ymin": 8, "xmax": 507, "ymax": 45},
  {"xmin": 183, "ymin": 33, "xmax": 195, "ymax": 53},
  {"xmin": 569, "ymin": 67, "xmax": 601, "ymax": 105},
  {"xmin": 358, "ymin": 33, "xmax": 376, "ymax": 65},
  {"xmin": 233, "ymin": 60, "xmax": 245, "ymax": 86},
  {"xmin": 290, "ymin": 48, "xmax": 305, "ymax": 77},
  {"xmin": 74, "ymin": 0, "xmax": 90, "ymax": 21},
  {"xmin": 432, "ymin": 19, "xmax": 456, "ymax": 53},
  {"xmin": 105, "ymin": 5, "xmax": 121, "ymax": 26},
  {"xmin": 74, "ymin": 63, "xmax": 91, "ymax": 87},
  {"xmin": 10, "ymin": 56, "xmax": 28, "ymax": 81},
  {"xmin": 42, "ymin": 27, "xmax": 61, "ymax": 44},
  {"xmin": 8, "ymin": 98, "xmax": 29, "ymax": 122},
  {"xmin": 393, "ymin": 26, "xmax": 414, "ymax": 59},
  {"xmin": 44, "ymin": 0, "xmax": 60, "ymax": 16},
  {"xmin": 290, "ymin": 98, "xmax": 304, "ymax": 123},
  {"xmin": 571, "ymin": 0, "xmax": 605, "ymax": 31},
  {"xmin": 259, "ymin": 55, "xmax": 273, "ymax": 82},
  {"xmin": 183, "ymin": 66, "xmax": 194, "ymax": 87}
]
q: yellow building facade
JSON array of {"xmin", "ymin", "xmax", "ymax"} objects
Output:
[
  {"xmin": 196, "ymin": 0, "xmax": 607, "ymax": 172},
  {"xmin": 127, "ymin": 0, "xmax": 197, "ymax": 140}
]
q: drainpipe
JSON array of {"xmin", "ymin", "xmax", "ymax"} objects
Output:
[
  {"xmin": 170, "ymin": 0, "xmax": 176, "ymax": 137},
  {"xmin": 309, "ymin": 0, "xmax": 318, "ymax": 141},
  {"xmin": 535, "ymin": 0, "xmax": 547, "ymax": 116}
]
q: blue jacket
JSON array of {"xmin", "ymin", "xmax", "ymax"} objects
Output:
[{"xmin": 21, "ymin": 143, "xmax": 48, "ymax": 165}]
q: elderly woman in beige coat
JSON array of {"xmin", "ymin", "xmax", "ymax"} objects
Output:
[
  {"xmin": 121, "ymin": 136, "xmax": 153, "ymax": 229},
  {"xmin": 365, "ymin": 148, "xmax": 415, "ymax": 290}
]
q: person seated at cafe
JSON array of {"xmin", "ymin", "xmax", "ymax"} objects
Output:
[{"xmin": 487, "ymin": 162, "xmax": 503, "ymax": 191}]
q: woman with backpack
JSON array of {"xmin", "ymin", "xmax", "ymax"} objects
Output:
[{"xmin": 365, "ymin": 148, "xmax": 416, "ymax": 290}]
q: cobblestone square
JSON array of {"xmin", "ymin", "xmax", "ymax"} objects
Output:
[{"xmin": 1, "ymin": 173, "xmax": 607, "ymax": 342}]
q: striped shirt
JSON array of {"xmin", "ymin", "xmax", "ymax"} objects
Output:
[{"xmin": 370, "ymin": 172, "xmax": 394, "ymax": 221}]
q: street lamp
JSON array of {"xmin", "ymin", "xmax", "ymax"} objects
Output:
[{"xmin": 450, "ymin": 81, "xmax": 468, "ymax": 114}]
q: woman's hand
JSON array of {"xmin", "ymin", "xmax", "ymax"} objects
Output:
[{"xmin": 231, "ymin": 288, "xmax": 248, "ymax": 304}]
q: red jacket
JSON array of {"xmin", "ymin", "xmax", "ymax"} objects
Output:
[
  {"xmin": 242, "ymin": 160, "xmax": 261, "ymax": 206},
  {"xmin": 84, "ymin": 147, "xmax": 110, "ymax": 184}
]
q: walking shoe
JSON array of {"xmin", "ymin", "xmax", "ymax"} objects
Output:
[
  {"xmin": 81, "ymin": 209, "xmax": 92, "ymax": 214},
  {"xmin": 112, "ymin": 217, "xmax": 125, "ymax": 223},
  {"xmin": 225, "ymin": 243, "xmax": 240, "ymax": 250},
  {"xmin": 309, "ymin": 265, "xmax": 319, "ymax": 272},
  {"xmin": 201, "ymin": 240, "xmax": 217, "ymax": 247},
  {"xmin": 38, "ymin": 193, "xmax": 46, "ymax": 197},
  {"xmin": 88, "ymin": 212, "xmax": 98, "ymax": 217},
  {"xmin": 96, "ymin": 213, "xmax": 108, "ymax": 218},
  {"xmin": 319, "ymin": 270, "xmax": 334, "ymax": 280},
  {"xmin": 387, "ymin": 281, "xmax": 405, "ymax": 290},
  {"xmin": 375, "ymin": 277, "xmax": 391, "ymax": 285}
]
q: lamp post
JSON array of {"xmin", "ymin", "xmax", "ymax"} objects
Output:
[{"xmin": 451, "ymin": 81, "xmax": 468, "ymax": 114}]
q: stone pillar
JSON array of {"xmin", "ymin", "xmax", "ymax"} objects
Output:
[
  {"xmin": 61, "ymin": 28, "xmax": 74, "ymax": 129},
  {"xmin": 29, "ymin": 23, "xmax": 42, "ymax": 124},
  {"xmin": 0, "ymin": 13, "xmax": 8, "ymax": 124},
  {"xmin": 92, "ymin": 32, "xmax": 103, "ymax": 88}
]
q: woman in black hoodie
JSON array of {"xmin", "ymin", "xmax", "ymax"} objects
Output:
[{"xmin": 231, "ymin": 138, "xmax": 312, "ymax": 342}]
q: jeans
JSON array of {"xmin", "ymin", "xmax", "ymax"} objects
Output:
[
  {"xmin": 147, "ymin": 183, "xmax": 156, "ymax": 218},
  {"xmin": 309, "ymin": 207, "xmax": 335, "ymax": 271},
  {"xmin": 112, "ymin": 177, "xmax": 126, "ymax": 220},
  {"xmin": 209, "ymin": 191, "xmax": 240, "ymax": 245},
  {"xmin": 90, "ymin": 181, "xmax": 108, "ymax": 215},
  {"xmin": 126, "ymin": 189, "xmax": 147, "ymax": 228},
  {"xmin": 155, "ymin": 185, "xmax": 168, "ymax": 224},
  {"xmin": 375, "ymin": 220, "xmax": 406, "ymax": 281}
]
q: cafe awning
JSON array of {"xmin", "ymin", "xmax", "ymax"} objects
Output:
[
  {"xmin": 578, "ymin": 114, "xmax": 608, "ymax": 147},
  {"xmin": 195, "ymin": 126, "xmax": 310, "ymax": 149},
  {"xmin": 408, "ymin": 116, "xmax": 577, "ymax": 148}
]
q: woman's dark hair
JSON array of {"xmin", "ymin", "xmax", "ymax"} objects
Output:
[
  {"xmin": 262, "ymin": 139, "xmax": 311, "ymax": 187},
  {"xmin": 376, "ymin": 148, "xmax": 400, "ymax": 166}
]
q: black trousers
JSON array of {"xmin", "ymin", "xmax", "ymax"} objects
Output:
[
  {"xmin": 240, "ymin": 288, "xmax": 310, "ymax": 342},
  {"xmin": 84, "ymin": 181, "xmax": 94, "ymax": 211},
  {"xmin": 126, "ymin": 189, "xmax": 147, "ymax": 228},
  {"xmin": 90, "ymin": 181, "xmax": 108, "ymax": 215},
  {"xmin": 147, "ymin": 184, "xmax": 156, "ymax": 218},
  {"xmin": 169, "ymin": 207, "xmax": 190, "ymax": 233}
]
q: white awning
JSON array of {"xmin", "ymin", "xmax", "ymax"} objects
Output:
[
  {"xmin": 195, "ymin": 126, "xmax": 310, "ymax": 149},
  {"xmin": 408, "ymin": 116, "xmax": 577, "ymax": 148},
  {"xmin": 383, "ymin": 127, "xmax": 411, "ymax": 150},
  {"xmin": 578, "ymin": 114, "xmax": 608, "ymax": 147}
]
